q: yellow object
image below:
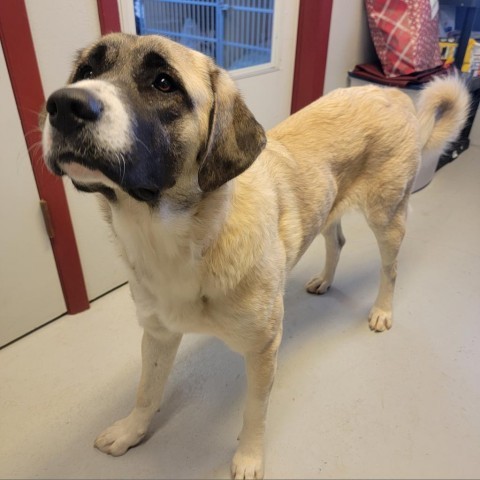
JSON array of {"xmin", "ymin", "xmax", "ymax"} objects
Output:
[
  {"xmin": 439, "ymin": 38, "xmax": 479, "ymax": 73},
  {"xmin": 461, "ymin": 38, "xmax": 477, "ymax": 72},
  {"xmin": 439, "ymin": 38, "xmax": 457, "ymax": 65}
]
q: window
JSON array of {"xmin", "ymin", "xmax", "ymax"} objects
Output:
[{"xmin": 134, "ymin": 0, "xmax": 275, "ymax": 71}]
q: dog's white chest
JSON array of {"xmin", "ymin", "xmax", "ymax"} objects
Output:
[{"xmin": 111, "ymin": 201, "xmax": 210, "ymax": 333}]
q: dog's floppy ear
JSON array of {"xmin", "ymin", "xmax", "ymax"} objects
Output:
[{"xmin": 198, "ymin": 68, "xmax": 266, "ymax": 192}]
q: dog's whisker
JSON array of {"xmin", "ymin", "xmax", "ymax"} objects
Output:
[
  {"xmin": 114, "ymin": 151, "xmax": 127, "ymax": 185},
  {"xmin": 133, "ymin": 132, "xmax": 152, "ymax": 155},
  {"xmin": 24, "ymin": 126, "xmax": 44, "ymax": 139},
  {"xmin": 121, "ymin": 153, "xmax": 126, "ymax": 185},
  {"xmin": 18, "ymin": 106, "xmax": 45, "ymax": 119},
  {"xmin": 28, "ymin": 140, "xmax": 43, "ymax": 156}
]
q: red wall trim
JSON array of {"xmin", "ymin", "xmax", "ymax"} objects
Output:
[
  {"xmin": 97, "ymin": 0, "xmax": 122, "ymax": 34},
  {"xmin": 0, "ymin": 0, "xmax": 89, "ymax": 314},
  {"xmin": 291, "ymin": 0, "xmax": 333, "ymax": 113}
]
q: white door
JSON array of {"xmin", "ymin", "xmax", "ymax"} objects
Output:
[
  {"xmin": 0, "ymin": 45, "xmax": 66, "ymax": 347},
  {"xmin": 118, "ymin": 0, "xmax": 299, "ymax": 129}
]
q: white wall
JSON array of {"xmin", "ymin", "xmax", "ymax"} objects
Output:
[
  {"xmin": 26, "ymin": 0, "xmax": 126, "ymax": 301},
  {"xmin": 323, "ymin": 0, "xmax": 376, "ymax": 94}
]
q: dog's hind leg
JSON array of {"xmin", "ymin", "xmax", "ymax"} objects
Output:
[
  {"xmin": 366, "ymin": 198, "xmax": 408, "ymax": 332},
  {"xmin": 306, "ymin": 220, "xmax": 345, "ymax": 295},
  {"xmin": 94, "ymin": 326, "xmax": 182, "ymax": 456}
]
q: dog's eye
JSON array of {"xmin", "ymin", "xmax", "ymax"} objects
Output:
[
  {"xmin": 152, "ymin": 73, "xmax": 176, "ymax": 93},
  {"xmin": 78, "ymin": 65, "xmax": 94, "ymax": 80}
]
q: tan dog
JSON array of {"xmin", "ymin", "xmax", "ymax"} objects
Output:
[{"xmin": 42, "ymin": 33, "xmax": 469, "ymax": 479}]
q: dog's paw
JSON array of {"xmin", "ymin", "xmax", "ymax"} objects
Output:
[
  {"xmin": 368, "ymin": 306, "xmax": 393, "ymax": 332},
  {"xmin": 94, "ymin": 416, "xmax": 147, "ymax": 456},
  {"xmin": 231, "ymin": 449, "xmax": 264, "ymax": 480},
  {"xmin": 305, "ymin": 275, "xmax": 331, "ymax": 295}
]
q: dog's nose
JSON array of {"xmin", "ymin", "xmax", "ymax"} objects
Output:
[{"xmin": 46, "ymin": 88, "xmax": 103, "ymax": 135}]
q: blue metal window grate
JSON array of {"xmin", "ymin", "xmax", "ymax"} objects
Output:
[{"xmin": 134, "ymin": 0, "xmax": 274, "ymax": 71}]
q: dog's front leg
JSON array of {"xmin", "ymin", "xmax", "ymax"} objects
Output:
[
  {"xmin": 95, "ymin": 326, "xmax": 182, "ymax": 456},
  {"xmin": 231, "ymin": 302, "xmax": 283, "ymax": 480}
]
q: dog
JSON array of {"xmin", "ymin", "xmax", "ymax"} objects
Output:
[{"xmin": 41, "ymin": 33, "xmax": 469, "ymax": 479}]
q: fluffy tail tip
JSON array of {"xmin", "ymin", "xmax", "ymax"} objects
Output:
[{"xmin": 417, "ymin": 73, "xmax": 471, "ymax": 153}]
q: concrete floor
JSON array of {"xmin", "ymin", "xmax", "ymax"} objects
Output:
[{"xmin": 1, "ymin": 147, "xmax": 479, "ymax": 479}]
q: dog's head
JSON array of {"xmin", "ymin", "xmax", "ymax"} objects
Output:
[{"xmin": 42, "ymin": 33, "xmax": 266, "ymax": 204}]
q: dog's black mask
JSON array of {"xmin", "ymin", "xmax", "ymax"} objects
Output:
[{"xmin": 42, "ymin": 33, "xmax": 266, "ymax": 206}]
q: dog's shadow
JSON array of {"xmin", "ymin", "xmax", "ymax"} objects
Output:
[{"xmin": 146, "ymin": 240, "xmax": 379, "ymax": 437}]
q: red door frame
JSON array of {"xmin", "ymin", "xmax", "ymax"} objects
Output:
[
  {"xmin": 0, "ymin": 0, "xmax": 89, "ymax": 314},
  {"xmin": 97, "ymin": 0, "xmax": 122, "ymax": 33},
  {"xmin": 291, "ymin": 0, "xmax": 334, "ymax": 113}
]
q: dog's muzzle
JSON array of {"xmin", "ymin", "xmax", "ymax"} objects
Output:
[
  {"xmin": 42, "ymin": 79, "xmax": 170, "ymax": 205},
  {"xmin": 46, "ymin": 88, "xmax": 104, "ymax": 136}
]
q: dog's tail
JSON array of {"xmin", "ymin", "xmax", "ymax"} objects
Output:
[{"xmin": 417, "ymin": 75, "xmax": 470, "ymax": 153}]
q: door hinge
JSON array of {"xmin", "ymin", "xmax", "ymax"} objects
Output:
[{"xmin": 40, "ymin": 199, "xmax": 55, "ymax": 239}]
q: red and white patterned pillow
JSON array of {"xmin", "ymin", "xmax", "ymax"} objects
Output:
[{"xmin": 365, "ymin": 0, "xmax": 443, "ymax": 77}]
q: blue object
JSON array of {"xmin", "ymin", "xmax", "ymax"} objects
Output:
[{"xmin": 134, "ymin": 0, "xmax": 274, "ymax": 71}]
